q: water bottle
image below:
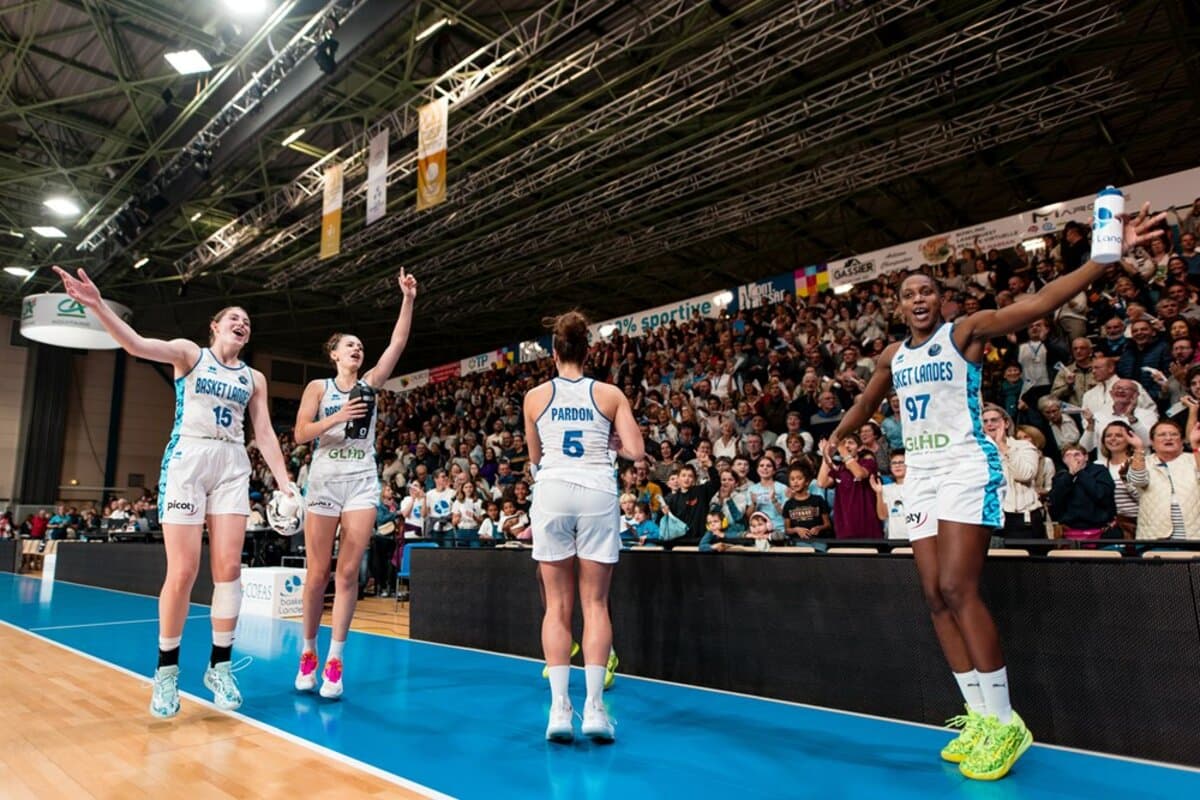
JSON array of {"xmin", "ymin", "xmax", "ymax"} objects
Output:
[
  {"xmin": 1091, "ymin": 186, "xmax": 1124, "ymax": 263},
  {"xmin": 344, "ymin": 380, "xmax": 376, "ymax": 440}
]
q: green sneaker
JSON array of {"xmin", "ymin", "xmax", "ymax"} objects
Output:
[
  {"xmin": 960, "ymin": 712, "xmax": 1033, "ymax": 781},
  {"xmin": 604, "ymin": 649, "xmax": 619, "ymax": 690},
  {"xmin": 940, "ymin": 706, "xmax": 986, "ymax": 763},
  {"xmin": 542, "ymin": 641, "xmax": 581, "ymax": 679}
]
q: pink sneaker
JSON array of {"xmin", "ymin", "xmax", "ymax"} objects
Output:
[
  {"xmin": 319, "ymin": 657, "xmax": 344, "ymax": 699},
  {"xmin": 294, "ymin": 651, "xmax": 319, "ymax": 692}
]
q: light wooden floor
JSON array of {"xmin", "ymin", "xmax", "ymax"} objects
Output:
[
  {"xmin": 0, "ymin": 625, "xmax": 429, "ymax": 799},
  {"xmin": 321, "ymin": 594, "xmax": 410, "ymax": 639}
]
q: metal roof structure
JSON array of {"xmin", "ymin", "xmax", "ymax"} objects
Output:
[{"xmin": 2, "ymin": 0, "xmax": 1199, "ymax": 368}]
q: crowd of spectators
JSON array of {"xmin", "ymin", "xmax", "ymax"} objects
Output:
[
  {"xmin": 11, "ymin": 199, "xmax": 1200, "ymax": 563},
  {"xmin": 235, "ymin": 198, "xmax": 1200, "ymax": 553}
]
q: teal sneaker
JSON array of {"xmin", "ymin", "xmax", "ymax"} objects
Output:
[
  {"xmin": 150, "ymin": 665, "xmax": 180, "ymax": 718},
  {"xmin": 203, "ymin": 658, "xmax": 250, "ymax": 711}
]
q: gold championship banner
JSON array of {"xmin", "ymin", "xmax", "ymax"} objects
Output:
[
  {"xmin": 417, "ymin": 97, "xmax": 447, "ymax": 210},
  {"xmin": 319, "ymin": 162, "xmax": 343, "ymax": 259}
]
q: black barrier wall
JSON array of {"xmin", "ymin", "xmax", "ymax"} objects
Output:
[
  {"xmin": 410, "ymin": 550, "xmax": 1200, "ymax": 767},
  {"xmin": 54, "ymin": 542, "xmax": 214, "ymax": 604},
  {"xmin": 0, "ymin": 539, "xmax": 16, "ymax": 573}
]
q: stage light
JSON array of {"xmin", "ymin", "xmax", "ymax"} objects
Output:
[
  {"xmin": 416, "ymin": 18, "xmax": 451, "ymax": 42},
  {"xmin": 32, "ymin": 226, "xmax": 67, "ymax": 238},
  {"xmin": 4, "ymin": 267, "xmax": 33, "ymax": 277},
  {"xmin": 133, "ymin": 256, "xmax": 149, "ymax": 269},
  {"xmin": 165, "ymin": 49, "xmax": 212, "ymax": 75},
  {"xmin": 282, "ymin": 128, "xmax": 306, "ymax": 146},
  {"xmin": 222, "ymin": 0, "xmax": 269, "ymax": 16},
  {"xmin": 43, "ymin": 197, "xmax": 81, "ymax": 216},
  {"xmin": 190, "ymin": 212, "xmax": 202, "ymax": 222}
]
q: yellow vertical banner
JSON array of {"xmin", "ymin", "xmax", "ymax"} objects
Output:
[
  {"xmin": 319, "ymin": 162, "xmax": 343, "ymax": 260},
  {"xmin": 417, "ymin": 97, "xmax": 448, "ymax": 210}
]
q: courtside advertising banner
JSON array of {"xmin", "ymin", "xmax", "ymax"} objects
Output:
[
  {"xmin": 383, "ymin": 368, "xmax": 429, "ymax": 394},
  {"xmin": 732, "ymin": 272, "xmax": 795, "ymax": 312},
  {"xmin": 417, "ymin": 97, "xmax": 448, "ymax": 211},
  {"xmin": 319, "ymin": 162, "xmax": 343, "ymax": 259},
  {"xmin": 365, "ymin": 129, "xmax": 389, "ymax": 226}
]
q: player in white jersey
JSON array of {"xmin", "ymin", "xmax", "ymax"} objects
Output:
[
  {"xmin": 292, "ymin": 270, "xmax": 417, "ymax": 699},
  {"xmin": 53, "ymin": 267, "xmax": 293, "ymax": 719},
  {"xmin": 523, "ymin": 311, "xmax": 643, "ymax": 743},
  {"xmin": 829, "ymin": 204, "xmax": 1164, "ymax": 781}
]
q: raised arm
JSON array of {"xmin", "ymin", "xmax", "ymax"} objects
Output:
[
  {"xmin": 364, "ymin": 269, "xmax": 418, "ymax": 389},
  {"xmin": 830, "ymin": 342, "xmax": 900, "ymax": 450},
  {"xmin": 247, "ymin": 370, "xmax": 293, "ymax": 491},
  {"xmin": 960, "ymin": 203, "xmax": 1166, "ymax": 341},
  {"xmin": 54, "ymin": 266, "xmax": 198, "ymax": 372}
]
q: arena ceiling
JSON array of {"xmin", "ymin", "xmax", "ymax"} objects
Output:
[{"xmin": 2, "ymin": 0, "xmax": 1199, "ymax": 369}]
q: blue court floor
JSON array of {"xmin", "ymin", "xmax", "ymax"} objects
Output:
[{"xmin": 2, "ymin": 572, "xmax": 1197, "ymax": 799}]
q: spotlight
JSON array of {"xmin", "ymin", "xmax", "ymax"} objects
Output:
[
  {"xmin": 133, "ymin": 256, "xmax": 149, "ymax": 269},
  {"xmin": 314, "ymin": 36, "xmax": 339, "ymax": 75}
]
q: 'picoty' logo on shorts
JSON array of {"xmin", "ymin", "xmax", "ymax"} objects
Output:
[{"xmin": 166, "ymin": 500, "xmax": 198, "ymax": 514}]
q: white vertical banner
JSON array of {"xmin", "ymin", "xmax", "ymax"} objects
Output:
[{"xmin": 365, "ymin": 129, "xmax": 388, "ymax": 226}]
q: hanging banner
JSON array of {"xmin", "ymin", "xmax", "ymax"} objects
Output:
[
  {"xmin": 383, "ymin": 368, "xmax": 429, "ymax": 394},
  {"xmin": 319, "ymin": 162, "xmax": 343, "ymax": 260},
  {"xmin": 365, "ymin": 129, "xmax": 388, "ymax": 226},
  {"xmin": 461, "ymin": 352, "xmax": 492, "ymax": 376},
  {"xmin": 794, "ymin": 264, "xmax": 829, "ymax": 299},
  {"xmin": 732, "ymin": 272, "xmax": 795, "ymax": 313},
  {"xmin": 20, "ymin": 293, "xmax": 133, "ymax": 350},
  {"xmin": 417, "ymin": 97, "xmax": 448, "ymax": 210}
]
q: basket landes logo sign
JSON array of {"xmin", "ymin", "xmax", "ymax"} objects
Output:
[{"xmin": 56, "ymin": 298, "xmax": 87, "ymax": 319}]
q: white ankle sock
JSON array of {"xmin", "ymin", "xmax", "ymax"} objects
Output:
[
  {"xmin": 158, "ymin": 635, "xmax": 181, "ymax": 652},
  {"xmin": 302, "ymin": 638, "xmax": 316, "ymax": 654},
  {"xmin": 548, "ymin": 665, "xmax": 570, "ymax": 703},
  {"xmin": 584, "ymin": 664, "xmax": 606, "ymax": 705},
  {"xmin": 328, "ymin": 639, "xmax": 345, "ymax": 661},
  {"xmin": 212, "ymin": 629, "xmax": 234, "ymax": 647},
  {"xmin": 953, "ymin": 670, "xmax": 986, "ymax": 715},
  {"xmin": 979, "ymin": 667, "xmax": 1013, "ymax": 724}
]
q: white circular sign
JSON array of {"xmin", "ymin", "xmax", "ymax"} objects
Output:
[{"xmin": 20, "ymin": 293, "xmax": 133, "ymax": 350}]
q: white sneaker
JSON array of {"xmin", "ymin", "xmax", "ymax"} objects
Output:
[
  {"xmin": 545, "ymin": 696, "xmax": 574, "ymax": 742},
  {"xmin": 294, "ymin": 651, "xmax": 319, "ymax": 692},
  {"xmin": 581, "ymin": 698, "xmax": 615, "ymax": 742},
  {"xmin": 150, "ymin": 665, "xmax": 180, "ymax": 719},
  {"xmin": 318, "ymin": 657, "xmax": 343, "ymax": 699}
]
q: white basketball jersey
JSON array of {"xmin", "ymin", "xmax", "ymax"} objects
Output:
[
  {"xmin": 173, "ymin": 348, "xmax": 253, "ymax": 442},
  {"xmin": 308, "ymin": 379, "xmax": 377, "ymax": 481},
  {"xmin": 534, "ymin": 377, "xmax": 616, "ymax": 494},
  {"xmin": 889, "ymin": 323, "xmax": 999, "ymax": 469}
]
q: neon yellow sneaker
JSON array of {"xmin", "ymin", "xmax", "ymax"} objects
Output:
[
  {"xmin": 604, "ymin": 649, "xmax": 619, "ymax": 690},
  {"xmin": 940, "ymin": 706, "xmax": 986, "ymax": 763},
  {"xmin": 960, "ymin": 712, "xmax": 1033, "ymax": 781},
  {"xmin": 542, "ymin": 642, "xmax": 581, "ymax": 678}
]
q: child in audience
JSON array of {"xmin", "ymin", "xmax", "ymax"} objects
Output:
[
  {"xmin": 631, "ymin": 502, "xmax": 660, "ymax": 546},
  {"xmin": 619, "ymin": 493, "xmax": 638, "ymax": 547},
  {"xmin": 478, "ymin": 500, "xmax": 501, "ymax": 542},
  {"xmin": 783, "ymin": 464, "xmax": 831, "ymax": 542},
  {"xmin": 499, "ymin": 498, "xmax": 530, "ymax": 541}
]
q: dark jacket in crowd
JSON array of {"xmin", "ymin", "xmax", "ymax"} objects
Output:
[
  {"xmin": 1048, "ymin": 463, "xmax": 1116, "ymax": 530},
  {"xmin": 1117, "ymin": 338, "xmax": 1172, "ymax": 401}
]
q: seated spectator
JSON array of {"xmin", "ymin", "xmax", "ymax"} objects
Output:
[
  {"xmin": 629, "ymin": 502, "xmax": 661, "ymax": 546},
  {"xmin": 399, "ymin": 482, "xmax": 427, "ymax": 539},
  {"xmin": 700, "ymin": 510, "xmax": 742, "ymax": 552},
  {"xmin": 708, "ymin": 469, "xmax": 747, "ymax": 535},
  {"xmin": 1037, "ymin": 396, "xmax": 1081, "ymax": 452},
  {"xmin": 47, "ymin": 503, "xmax": 71, "ymax": 540},
  {"xmin": 1080, "ymin": 378, "xmax": 1157, "ymax": 453},
  {"xmin": 817, "ymin": 433, "xmax": 881, "ymax": 539},
  {"xmin": 1096, "ymin": 421, "xmax": 1139, "ymax": 539},
  {"xmin": 498, "ymin": 497, "xmax": 530, "ymax": 541},
  {"xmin": 1050, "ymin": 337, "xmax": 1097, "ymax": 407},
  {"xmin": 746, "ymin": 456, "xmax": 789, "ymax": 533},
  {"xmin": 808, "ymin": 390, "xmax": 845, "ymax": 442},
  {"xmin": 478, "ymin": 501, "xmax": 502, "ymax": 543},
  {"xmin": 880, "ymin": 393, "xmax": 904, "ymax": 451},
  {"xmin": 1168, "ymin": 366, "xmax": 1200, "ymax": 430},
  {"xmin": 1117, "ymin": 318, "xmax": 1172, "ymax": 403},
  {"xmin": 1049, "ymin": 445, "xmax": 1117, "ymax": 542},
  {"xmin": 664, "ymin": 464, "xmax": 719, "ymax": 545},
  {"xmin": 452, "ymin": 480, "xmax": 484, "ymax": 546},
  {"xmin": 744, "ymin": 510, "xmax": 782, "ymax": 546},
  {"xmin": 618, "ymin": 494, "xmax": 638, "ymax": 545},
  {"xmin": 28, "ymin": 509, "xmax": 49, "ymax": 539},
  {"xmin": 1126, "ymin": 420, "xmax": 1200, "ymax": 540},
  {"xmin": 783, "ymin": 463, "xmax": 831, "ymax": 542}
]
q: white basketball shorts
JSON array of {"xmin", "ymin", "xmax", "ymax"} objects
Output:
[
  {"xmin": 158, "ymin": 438, "xmax": 251, "ymax": 525},
  {"xmin": 531, "ymin": 479, "xmax": 621, "ymax": 564}
]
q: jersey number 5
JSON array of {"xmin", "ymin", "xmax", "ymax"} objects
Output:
[
  {"xmin": 212, "ymin": 406, "xmax": 233, "ymax": 428},
  {"xmin": 562, "ymin": 430, "xmax": 584, "ymax": 458},
  {"xmin": 904, "ymin": 393, "xmax": 930, "ymax": 422}
]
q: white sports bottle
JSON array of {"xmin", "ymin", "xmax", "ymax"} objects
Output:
[{"xmin": 1091, "ymin": 186, "xmax": 1124, "ymax": 263}]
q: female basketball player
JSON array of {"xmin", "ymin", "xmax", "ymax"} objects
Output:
[
  {"xmin": 524, "ymin": 310, "xmax": 643, "ymax": 743},
  {"xmin": 52, "ymin": 266, "xmax": 294, "ymax": 719},
  {"xmin": 828, "ymin": 204, "xmax": 1164, "ymax": 780},
  {"xmin": 293, "ymin": 270, "xmax": 417, "ymax": 699}
]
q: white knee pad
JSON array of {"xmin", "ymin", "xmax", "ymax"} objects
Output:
[{"xmin": 211, "ymin": 578, "xmax": 242, "ymax": 620}]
